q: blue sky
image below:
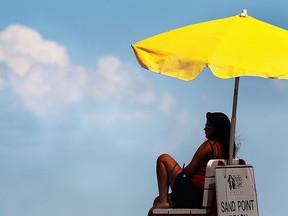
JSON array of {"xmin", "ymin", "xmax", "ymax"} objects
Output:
[{"xmin": 0, "ymin": 0, "xmax": 288, "ymax": 216}]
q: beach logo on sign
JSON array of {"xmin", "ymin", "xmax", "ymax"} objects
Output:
[{"xmin": 228, "ymin": 174, "xmax": 242, "ymax": 190}]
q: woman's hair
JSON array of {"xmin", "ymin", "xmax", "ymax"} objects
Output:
[{"xmin": 206, "ymin": 112, "xmax": 236, "ymax": 159}]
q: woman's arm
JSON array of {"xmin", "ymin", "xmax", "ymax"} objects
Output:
[{"xmin": 183, "ymin": 140, "xmax": 213, "ymax": 177}]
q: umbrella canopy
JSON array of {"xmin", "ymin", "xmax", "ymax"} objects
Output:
[{"xmin": 132, "ymin": 10, "xmax": 288, "ymax": 163}]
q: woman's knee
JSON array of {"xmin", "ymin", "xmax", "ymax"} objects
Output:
[{"xmin": 157, "ymin": 153, "xmax": 171, "ymax": 163}]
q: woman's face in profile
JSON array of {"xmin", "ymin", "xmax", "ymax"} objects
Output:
[{"xmin": 204, "ymin": 120, "xmax": 215, "ymax": 139}]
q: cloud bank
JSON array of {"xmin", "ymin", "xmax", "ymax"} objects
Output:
[
  {"xmin": 0, "ymin": 25, "xmax": 156, "ymax": 116},
  {"xmin": 0, "ymin": 24, "xmax": 184, "ymax": 125}
]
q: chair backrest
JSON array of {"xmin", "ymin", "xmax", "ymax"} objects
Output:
[{"xmin": 202, "ymin": 158, "xmax": 246, "ymax": 207}]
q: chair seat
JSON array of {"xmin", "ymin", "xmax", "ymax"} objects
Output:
[{"xmin": 153, "ymin": 208, "xmax": 210, "ymax": 215}]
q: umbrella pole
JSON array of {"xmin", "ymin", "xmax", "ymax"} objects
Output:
[{"xmin": 228, "ymin": 77, "xmax": 240, "ymax": 165}]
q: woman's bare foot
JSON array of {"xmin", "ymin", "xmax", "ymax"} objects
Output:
[
  {"xmin": 147, "ymin": 207, "xmax": 153, "ymax": 216},
  {"xmin": 147, "ymin": 195, "xmax": 173, "ymax": 216},
  {"xmin": 147, "ymin": 202, "xmax": 170, "ymax": 216},
  {"xmin": 154, "ymin": 202, "xmax": 170, "ymax": 209}
]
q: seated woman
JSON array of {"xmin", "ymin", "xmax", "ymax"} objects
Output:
[{"xmin": 148, "ymin": 112, "xmax": 237, "ymax": 215}]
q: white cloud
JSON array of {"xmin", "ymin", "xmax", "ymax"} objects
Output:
[
  {"xmin": 9, "ymin": 65, "xmax": 86, "ymax": 115},
  {"xmin": 89, "ymin": 56, "xmax": 156, "ymax": 105},
  {"xmin": 0, "ymin": 24, "xmax": 156, "ymax": 117},
  {"xmin": 0, "ymin": 23, "xmax": 187, "ymax": 134},
  {"xmin": 0, "ymin": 24, "xmax": 69, "ymax": 77},
  {"xmin": 0, "ymin": 24, "xmax": 84, "ymax": 115},
  {"xmin": 90, "ymin": 56, "xmax": 129, "ymax": 101}
]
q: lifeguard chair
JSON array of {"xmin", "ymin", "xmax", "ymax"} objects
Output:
[{"xmin": 153, "ymin": 159, "xmax": 259, "ymax": 216}]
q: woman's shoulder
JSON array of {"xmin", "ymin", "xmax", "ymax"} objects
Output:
[
  {"xmin": 207, "ymin": 139, "xmax": 223, "ymax": 158},
  {"xmin": 199, "ymin": 140, "xmax": 215, "ymax": 153},
  {"xmin": 202, "ymin": 139, "xmax": 219, "ymax": 147},
  {"xmin": 201, "ymin": 140, "xmax": 221, "ymax": 155}
]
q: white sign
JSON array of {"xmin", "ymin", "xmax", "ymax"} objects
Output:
[{"xmin": 215, "ymin": 165, "xmax": 259, "ymax": 216}]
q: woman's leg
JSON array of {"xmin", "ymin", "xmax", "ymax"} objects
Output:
[{"xmin": 154, "ymin": 154, "xmax": 182, "ymax": 208}]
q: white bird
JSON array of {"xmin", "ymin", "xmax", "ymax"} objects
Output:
[{"xmin": 240, "ymin": 9, "xmax": 248, "ymax": 17}]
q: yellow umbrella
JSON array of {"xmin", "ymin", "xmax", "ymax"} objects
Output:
[{"xmin": 131, "ymin": 10, "xmax": 288, "ymax": 163}]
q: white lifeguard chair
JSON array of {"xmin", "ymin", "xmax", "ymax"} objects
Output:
[{"xmin": 153, "ymin": 159, "xmax": 259, "ymax": 216}]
